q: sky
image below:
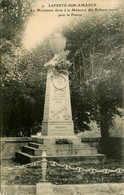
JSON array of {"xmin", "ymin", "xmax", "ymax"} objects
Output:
[
  {"xmin": 23, "ymin": 1, "xmax": 72, "ymax": 50},
  {"xmin": 22, "ymin": 0, "xmax": 121, "ymax": 50}
]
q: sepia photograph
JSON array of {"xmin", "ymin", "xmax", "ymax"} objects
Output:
[{"xmin": 1, "ymin": 0, "xmax": 124, "ymax": 194}]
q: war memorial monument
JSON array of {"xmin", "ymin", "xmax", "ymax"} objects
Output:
[{"xmin": 16, "ymin": 34, "xmax": 105, "ymax": 163}]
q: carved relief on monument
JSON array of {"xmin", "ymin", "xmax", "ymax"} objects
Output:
[
  {"xmin": 49, "ymin": 73, "xmax": 72, "ymax": 121},
  {"xmin": 50, "ymin": 105, "xmax": 71, "ymax": 121},
  {"xmin": 51, "ymin": 75, "xmax": 66, "ymax": 90}
]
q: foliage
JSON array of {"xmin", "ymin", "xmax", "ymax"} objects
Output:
[
  {"xmin": 56, "ymin": 139, "xmax": 72, "ymax": 144},
  {"xmin": 62, "ymin": 11, "xmax": 124, "ymax": 137},
  {"xmin": 0, "ymin": 0, "xmax": 33, "ymax": 44},
  {"xmin": 0, "ymin": 0, "xmax": 50, "ymax": 136},
  {"xmin": 0, "ymin": 0, "xmax": 53, "ymax": 136},
  {"xmin": 54, "ymin": 50, "xmax": 72, "ymax": 70},
  {"xmin": 1, "ymin": 39, "xmax": 52, "ymax": 136}
]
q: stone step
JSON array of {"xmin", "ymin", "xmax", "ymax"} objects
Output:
[
  {"xmin": 28, "ymin": 142, "xmax": 97, "ymax": 153},
  {"xmin": 21, "ymin": 145, "xmax": 97, "ymax": 157},
  {"xmin": 32, "ymin": 136, "xmax": 82, "ymax": 145},
  {"xmin": 32, "ymin": 137, "xmax": 44, "ymax": 144},
  {"xmin": 16, "ymin": 151, "xmax": 41, "ymax": 164},
  {"xmin": 49, "ymin": 144, "xmax": 96, "ymax": 150},
  {"xmin": 22, "ymin": 146, "xmax": 42, "ymax": 156},
  {"xmin": 29, "ymin": 141, "xmax": 96, "ymax": 149},
  {"xmin": 28, "ymin": 142, "xmax": 43, "ymax": 149},
  {"xmin": 45, "ymin": 148, "xmax": 97, "ymax": 156},
  {"xmin": 15, "ymin": 151, "xmax": 106, "ymax": 165}
]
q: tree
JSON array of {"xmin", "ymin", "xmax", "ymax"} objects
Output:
[
  {"xmin": 1, "ymin": 37, "xmax": 52, "ymax": 136},
  {"xmin": 0, "ymin": 0, "xmax": 33, "ymax": 44},
  {"xmin": 62, "ymin": 11, "xmax": 124, "ymax": 154},
  {"xmin": 0, "ymin": 0, "xmax": 47, "ymax": 136}
]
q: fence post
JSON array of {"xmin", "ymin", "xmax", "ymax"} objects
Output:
[
  {"xmin": 41, "ymin": 151, "xmax": 47, "ymax": 182},
  {"xmin": 36, "ymin": 151, "xmax": 53, "ymax": 195}
]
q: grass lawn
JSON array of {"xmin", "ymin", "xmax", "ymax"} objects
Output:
[{"xmin": 1, "ymin": 158, "xmax": 124, "ymax": 185}]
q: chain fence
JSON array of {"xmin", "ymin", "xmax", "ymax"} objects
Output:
[
  {"xmin": 48, "ymin": 160, "xmax": 124, "ymax": 175},
  {"xmin": 1, "ymin": 153, "xmax": 124, "ymax": 195},
  {"xmin": 2, "ymin": 158, "xmax": 124, "ymax": 175},
  {"xmin": 2, "ymin": 160, "xmax": 41, "ymax": 171}
]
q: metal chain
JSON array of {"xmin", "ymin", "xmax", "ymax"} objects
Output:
[
  {"xmin": 2, "ymin": 159, "xmax": 124, "ymax": 175},
  {"xmin": 48, "ymin": 160, "xmax": 124, "ymax": 175},
  {"xmin": 2, "ymin": 160, "xmax": 42, "ymax": 171}
]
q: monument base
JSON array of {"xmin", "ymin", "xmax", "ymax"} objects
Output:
[
  {"xmin": 33, "ymin": 135, "xmax": 82, "ymax": 144},
  {"xmin": 16, "ymin": 134, "xmax": 106, "ymax": 165},
  {"xmin": 42, "ymin": 121, "xmax": 74, "ymax": 136}
]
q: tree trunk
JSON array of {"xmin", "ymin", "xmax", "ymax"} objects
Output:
[
  {"xmin": 17, "ymin": 0, "xmax": 22, "ymax": 25},
  {"xmin": 100, "ymin": 112, "xmax": 110, "ymax": 156}
]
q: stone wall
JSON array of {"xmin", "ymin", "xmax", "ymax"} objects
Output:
[
  {"xmin": 81, "ymin": 138, "xmax": 102, "ymax": 153},
  {"xmin": 1, "ymin": 137, "xmax": 32, "ymax": 159},
  {"xmin": 1, "ymin": 183, "xmax": 123, "ymax": 195},
  {"xmin": 81, "ymin": 137, "xmax": 124, "ymax": 159},
  {"xmin": 53, "ymin": 183, "xmax": 123, "ymax": 195}
]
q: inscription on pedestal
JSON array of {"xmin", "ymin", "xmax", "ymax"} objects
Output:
[
  {"xmin": 42, "ymin": 69, "xmax": 74, "ymax": 136},
  {"xmin": 50, "ymin": 75, "xmax": 71, "ymax": 121}
]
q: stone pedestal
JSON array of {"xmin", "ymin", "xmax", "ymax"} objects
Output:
[
  {"xmin": 36, "ymin": 183, "xmax": 53, "ymax": 195},
  {"xmin": 42, "ymin": 68, "xmax": 74, "ymax": 136}
]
